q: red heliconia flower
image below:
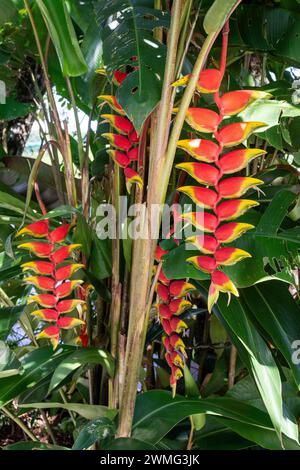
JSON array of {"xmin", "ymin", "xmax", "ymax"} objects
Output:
[
  {"xmin": 177, "ymin": 139, "xmax": 220, "ymax": 162},
  {"xmin": 156, "ymin": 283, "xmax": 169, "ymax": 302},
  {"xmin": 55, "ymin": 280, "xmax": 83, "ymax": 299},
  {"xmin": 169, "ymin": 334, "xmax": 186, "ymax": 356},
  {"xmin": 24, "ymin": 276, "xmax": 55, "ymax": 291},
  {"xmin": 215, "ymin": 222, "xmax": 254, "ymax": 244},
  {"xmin": 178, "ymin": 186, "xmax": 218, "ymax": 209},
  {"xmin": 157, "ymin": 303, "xmax": 173, "ymax": 320},
  {"xmin": 216, "ymin": 199, "xmax": 259, "ymax": 222},
  {"xmin": 18, "ymin": 242, "xmax": 52, "ymax": 258},
  {"xmin": 101, "ymin": 114, "xmax": 134, "ymax": 135},
  {"xmin": 181, "ymin": 211, "xmax": 218, "ymax": 233},
  {"xmin": 198, "ymin": 69, "xmax": 223, "ymax": 93},
  {"xmin": 168, "ymin": 350, "xmax": 185, "ymax": 368},
  {"xmin": 18, "ymin": 216, "xmax": 87, "ymax": 349},
  {"xmin": 124, "ymin": 167, "xmax": 143, "ymax": 192},
  {"xmin": 161, "ymin": 319, "xmax": 173, "ymax": 336},
  {"xmin": 170, "ymin": 365, "xmax": 183, "ymax": 397},
  {"xmin": 172, "ymin": 68, "xmax": 222, "ymax": 94},
  {"xmin": 113, "ymin": 70, "xmax": 127, "ymax": 86},
  {"xmin": 215, "ymin": 247, "xmax": 251, "ymax": 266},
  {"xmin": 56, "ymin": 299, "xmax": 85, "ymax": 314},
  {"xmin": 186, "ymin": 235, "xmax": 218, "ymax": 254},
  {"xmin": 128, "ymin": 147, "xmax": 139, "ymax": 161},
  {"xmin": 169, "ymin": 298, "xmax": 191, "ymax": 315},
  {"xmin": 107, "ymin": 149, "xmax": 130, "ymax": 168},
  {"xmin": 218, "ymin": 177, "xmax": 263, "ymax": 199},
  {"xmin": 219, "ymin": 90, "xmax": 272, "ymax": 116},
  {"xmin": 37, "ymin": 325, "xmax": 60, "ymax": 349},
  {"xmin": 187, "ymin": 255, "xmax": 217, "ymax": 273},
  {"xmin": 16, "ymin": 219, "xmax": 49, "ymax": 238},
  {"xmin": 169, "ymin": 280, "xmax": 195, "ymax": 298},
  {"xmin": 169, "ymin": 317, "xmax": 188, "ymax": 334},
  {"xmin": 57, "ymin": 316, "xmax": 85, "ymax": 329},
  {"xmin": 21, "ymin": 261, "xmax": 54, "ymax": 275},
  {"xmin": 51, "ymin": 244, "xmax": 81, "ymax": 264},
  {"xmin": 173, "ymin": 29, "xmax": 270, "ymax": 314},
  {"xmin": 31, "ymin": 309, "xmax": 59, "ymax": 322},
  {"xmin": 217, "ymin": 122, "xmax": 266, "ymax": 147},
  {"xmin": 129, "ymin": 130, "xmax": 139, "ymax": 143},
  {"xmin": 28, "ymin": 294, "xmax": 57, "ymax": 308},
  {"xmin": 48, "ymin": 224, "xmax": 70, "ymax": 243},
  {"xmin": 98, "ymin": 95, "xmax": 125, "ymax": 115},
  {"xmin": 183, "ymin": 108, "xmax": 220, "ymax": 133},
  {"xmin": 155, "ymin": 244, "xmax": 169, "ymax": 262},
  {"xmin": 158, "ymin": 268, "xmax": 170, "ymax": 285},
  {"xmin": 218, "ymin": 148, "xmax": 267, "ymax": 174},
  {"xmin": 102, "ymin": 133, "xmax": 132, "ymax": 151},
  {"xmin": 55, "ymin": 263, "xmax": 85, "ymax": 281},
  {"xmin": 176, "ymin": 162, "xmax": 220, "ymax": 186}
]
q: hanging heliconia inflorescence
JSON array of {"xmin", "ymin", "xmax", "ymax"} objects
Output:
[
  {"xmin": 172, "ymin": 24, "xmax": 270, "ymax": 313},
  {"xmin": 155, "ymin": 243, "xmax": 195, "ymax": 396},
  {"xmin": 173, "ymin": 25, "xmax": 271, "ymax": 312},
  {"xmin": 156, "ymin": 23, "xmax": 271, "ymax": 394},
  {"xmin": 98, "ymin": 70, "xmax": 143, "ymax": 193},
  {"xmin": 16, "ymin": 219, "xmax": 87, "ymax": 349}
]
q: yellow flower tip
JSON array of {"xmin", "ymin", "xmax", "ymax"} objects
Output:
[
  {"xmin": 96, "ymin": 67, "xmax": 106, "ymax": 76},
  {"xmin": 172, "ymin": 107, "xmax": 179, "ymax": 113}
]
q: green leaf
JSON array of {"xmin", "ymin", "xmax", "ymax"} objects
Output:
[
  {"xmin": 183, "ymin": 364, "xmax": 206, "ymax": 431},
  {"xmin": 95, "ymin": 0, "xmax": 169, "ymax": 131},
  {"xmin": 117, "ymin": 68, "xmax": 161, "ymax": 132},
  {"xmin": 105, "ymin": 438, "xmax": 157, "ymax": 450},
  {"xmin": 19, "ymin": 402, "xmax": 117, "ymax": 420},
  {"xmin": 0, "ymin": 346, "xmax": 74, "ymax": 407},
  {"xmin": 72, "ymin": 417, "xmax": 115, "ymax": 450},
  {"xmin": 193, "ymin": 416, "xmax": 254, "ymax": 450},
  {"xmin": 35, "ymin": 0, "xmax": 87, "ymax": 76},
  {"xmin": 49, "ymin": 347, "xmax": 115, "ymax": 392},
  {"xmin": 204, "ymin": 0, "xmax": 241, "ymax": 34},
  {"xmin": 241, "ymin": 282, "xmax": 300, "ymax": 389},
  {"xmin": 3, "ymin": 441, "xmax": 70, "ymax": 450},
  {"xmin": 132, "ymin": 390, "xmax": 274, "ymax": 444},
  {"xmin": 214, "ymin": 295, "xmax": 285, "ymax": 443},
  {"xmin": 0, "ymin": 342, "xmax": 22, "ymax": 379},
  {"xmin": 0, "ymin": 0, "xmax": 17, "ymax": 26},
  {"xmin": 239, "ymin": 100, "xmax": 300, "ymax": 133},
  {"xmin": 162, "ymin": 243, "xmax": 209, "ymax": 281},
  {"xmin": 224, "ymin": 190, "xmax": 299, "ymax": 287},
  {"xmin": 0, "ymin": 304, "xmax": 25, "ymax": 341},
  {"xmin": 215, "ymin": 417, "xmax": 300, "ymax": 450},
  {"xmin": 0, "ymin": 97, "xmax": 33, "ymax": 121},
  {"xmin": 88, "ymin": 233, "xmax": 112, "ymax": 280}
]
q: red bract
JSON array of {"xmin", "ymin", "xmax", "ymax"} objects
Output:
[
  {"xmin": 154, "ymin": 242, "xmax": 194, "ymax": 395},
  {"xmin": 17, "ymin": 217, "xmax": 87, "ymax": 349},
  {"xmin": 99, "ymin": 71, "xmax": 143, "ymax": 194},
  {"xmin": 175, "ymin": 60, "xmax": 267, "ymax": 313}
]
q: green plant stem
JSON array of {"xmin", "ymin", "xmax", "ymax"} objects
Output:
[
  {"xmin": 65, "ymin": 77, "xmax": 85, "ymax": 169},
  {"xmin": 175, "ymin": 0, "xmax": 194, "ymax": 74},
  {"xmin": 228, "ymin": 345, "xmax": 237, "ymax": 389},
  {"xmin": 109, "ymin": 162, "xmax": 122, "ymax": 408},
  {"xmin": 24, "ymin": 0, "xmax": 64, "ymax": 146},
  {"xmin": 2, "ymin": 406, "xmax": 37, "ymax": 441},
  {"xmin": 59, "ymin": 389, "xmax": 76, "ymax": 427},
  {"xmin": 117, "ymin": 1, "xmax": 183, "ymax": 438},
  {"xmin": 40, "ymin": 409, "xmax": 57, "ymax": 445}
]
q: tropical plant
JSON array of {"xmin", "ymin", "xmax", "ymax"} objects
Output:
[{"xmin": 0, "ymin": 0, "xmax": 300, "ymax": 452}]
